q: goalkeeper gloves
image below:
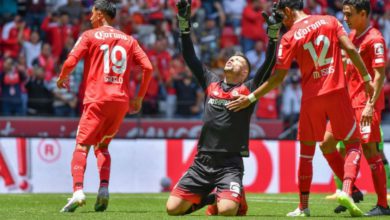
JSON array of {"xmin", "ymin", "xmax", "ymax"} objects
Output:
[
  {"xmin": 176, "ymin": 0, "xmax": 191, "ymax": 34},
  {"xmin": 262, "ymin": 2, "xmax": 284, "ymax": 41}
]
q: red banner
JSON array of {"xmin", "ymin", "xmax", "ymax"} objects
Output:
[{"xmin": 0, "ymin": 118, "xmax": 283, "ymax": 139}]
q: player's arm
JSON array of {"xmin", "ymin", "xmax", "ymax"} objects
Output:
[
  {"xmin": 129, "ymin": 40, "xmax": 153, "ymax": 114},
  {"xmin": 339, "ymin": 35, "xmax": 373, "ymax": 95},
  {"xmin": 226, "ymin": 68, "xmax": 288, "ymax": 112},
  {"xmin": 252, "ymin": 4, "xmax": 283, "ymax": 87},
  {"xmin": 177, "ymin": 0, "xmax": 207, "ymax": 89},
  {"xmin": 57, "ymin": 34, "xmax": 88, "ymax": 89}
]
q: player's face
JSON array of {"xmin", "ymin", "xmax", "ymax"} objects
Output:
[
  {"xmin": 90, "ymin": 6, "xmax": 103, "ymax": 28},
  {"xmin": 224, "ymin": 56, "xmax": 248, "ymax": 81},
  {"xmin": 343, "ymin": 5, "xmax": 366, "ymax": 30},
  {"xmin": 279, "ymin": 7, "xmax": 294, "ymax": 29}
]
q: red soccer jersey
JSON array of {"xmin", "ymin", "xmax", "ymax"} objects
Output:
[
  {"xmin": 346, "ymin": 27, "xmax": 386, "ymax": 110},
  {"xmin": 275, "ymin": 15, "xmax": 347, "ymax": 102},
  {"xmin": 69, "ymin": 25, "xmax": 149, "ymax": 104}
]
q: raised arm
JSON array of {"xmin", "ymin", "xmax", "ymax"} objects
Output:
[
  {"xmin": 252, "ymin": 5, "xmax": 283, "ymax": 87},
  {"xmin": 177, "ymin": 0, "xmax": 207, "ymax": 89}
]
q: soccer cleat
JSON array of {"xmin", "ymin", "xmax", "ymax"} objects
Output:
[
  {"xmin": 94, "ymin": 187, "xmax": 109, "ymax": 212},
  {"xmin": 337, "ymin": 191, "xmax": 363, "ymax": 217},
  {"xmin": 286, "ymin": 207, "xmax": 310, "ymax": 217},
  {"xmin": 60, "ymin": 190, "xmax": 86, "ymax": 212},
  {"xmin": 364, "ymin": 205, "xmax": 390, "ymax": 216},
  {"xmin": 334, "ymin": 187, "xmax": 363, "ymax": 213},
  {"xmin": 325, "ymin": 189, "xmax": 341, "ymax": 200}
]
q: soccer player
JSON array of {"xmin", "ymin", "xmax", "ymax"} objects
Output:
[
  {"xmin": 226, "ymin": 0, "xmax": 373, "ymax": 217},
  {"xmin": 165, "ymin": 0, "xmax": 282, "ymax": 216},
  {"xmin": 57, "ymin": 0, "xmax": 153, "ymax": 212},
  {"xmin": 320, "ymin": 0, "xmax": 390, "ymax": 216}
]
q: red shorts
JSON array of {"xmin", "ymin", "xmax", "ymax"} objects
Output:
[
  {"xmin": 327, "ymin": 107, "xmax": 382, "ymax": 144},
  {"xmin": 298, "ymin": 88, "xmax": 359, "ymax": 141},
  {"xmin": 355, "ymin": 107, "xmax": 382, "ymax": 143},
  {"xmin": 170, "ymin": 187, "xmax": 241, "ymax": 204},
  {"xmin": 76, "ymin": 101, "xmax": 129, "ymax": 146}
]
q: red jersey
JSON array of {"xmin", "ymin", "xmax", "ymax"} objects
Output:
[
  {"xmin": 69, "ymin": 25, "xmax": 149, "ymax": 104},
  {"xmin": 346, "ymin": 27, "xmax": 386, "ymax": 110},
  {"xmin": 276, "ymin": 15, "xmax": 347, "ymax": 102}
]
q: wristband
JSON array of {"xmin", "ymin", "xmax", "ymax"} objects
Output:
[
  {"xmin": 362, "ymin": 74, "xmax": 371, "ymax": 82},
  {"xmin": 248, "ymin": 93, "xmax": 257, "ymax": 103}
]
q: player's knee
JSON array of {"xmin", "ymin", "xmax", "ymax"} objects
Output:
[
  {"xmin": 217, "ymin": 201, "xmax": 239, "ymax": 216},
  {"xmin": 166, "ymin": 204, "xmax": 182, "ymax": 216}
]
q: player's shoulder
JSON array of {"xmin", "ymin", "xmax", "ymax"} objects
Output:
[{"xmin": 367, "ymin": 27, "xmax": 384, "ymax": 41}]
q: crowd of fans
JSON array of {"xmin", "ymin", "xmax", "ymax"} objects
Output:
[{"xmin": 0, "ymin": 0, "xmax": 390, "ymax": 130}]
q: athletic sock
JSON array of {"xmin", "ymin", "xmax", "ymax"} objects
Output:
[
  {"xmin": 71, "ymin": 148, "xmax": 88, "ymax": 192},
  {"xmin": 367, "ymin": 155, "xmax": 388, "ymax": 208},
  {"xmin": 323, "ymin": 151, "xmax": 345, "ymax": 188},
  {"xmin": 298, "ymin": 143, "xmax": 315, "ymax": 209},
  {"xmin": 95, "ymin": 148, "xmax": 111, "ymax": 188},
  {"xmin": 343, "ymin": 144, "xmax": 361, "ymax": 195}
]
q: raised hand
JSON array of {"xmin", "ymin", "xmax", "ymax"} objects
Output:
[
  {"xmin": 262, "ymin": 2, "xmax": 284, "ymax": 41},
  {"xmin": 176, "ymin": 0, "xmax": 192, "ymax": 34}
]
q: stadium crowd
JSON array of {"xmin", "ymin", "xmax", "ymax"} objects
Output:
[{"xmin": 0, "ymin": 0, "xmax": 390, "ymax": 128}]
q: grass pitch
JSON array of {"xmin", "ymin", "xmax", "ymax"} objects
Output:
[{"xmin": 0, "ymin": 193, "xmax": 387, "ymax": 219}]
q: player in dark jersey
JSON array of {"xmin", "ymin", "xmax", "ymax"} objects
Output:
[{"xmin": 165, "ymin": 0, "xmax": 283, "ymax": 216}]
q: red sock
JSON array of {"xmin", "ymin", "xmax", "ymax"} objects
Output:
[
  {"xmin": 95, "ymin": 148, "xmax": 111, "ymax": 188},
  {"xmin": 298, "ymin": 143, "xmax": 315, "ymax": 209},
  {"xmin": 343, "ymin": 143, "xmax": 361, "ymax": 195},
  {"xmin": 367, "ymin": 155, "xmax": 388, "ymax": 208},
  {"xmin": 71, "ymin": 148, "xmax": 88, "ymax": 192},
  {"xmin": 323, "ymin": 151, "xmax": 345, "ymax": 181}
]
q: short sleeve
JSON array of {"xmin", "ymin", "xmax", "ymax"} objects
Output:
[
  {"xmin": 369, "ymin": 38, "xmax": 386, "ymax": 68},
  {"xmin": 275, "ymin": 36, "xmax": 296, "ymax": 70},
  {"xmin": 335, "ymin": 19, "xmax": 348, "ymax": 38},
  {"xmin": 69, "ymin": 32, "xmax": 89, "ymax": 60}
]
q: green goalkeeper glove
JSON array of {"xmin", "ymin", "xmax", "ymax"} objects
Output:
[
  {"xmin": 262, "ymin": 2, "xmax": 284, "ymax": 41},
  {"xmin": 176, "ymin": 0, "xmax": 192, "ymax": 34}
]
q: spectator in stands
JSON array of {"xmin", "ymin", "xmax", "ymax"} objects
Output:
[
  {"xmin": 1, "ymin": 15, "xmax": 30, "ymax": 59},
  {"xmin": 59, "ymin": 37, "xmax": 75, "ymax": 64},
  {"xmin": 199, "ymin": 17, "xmax": 220, "ymax": 65},
  {"xmin": 19, "ymin": 30, "xmax": 42, "ymax": 69},
  {"xmin": 256, "ymin": 88, "xmax": 279, "ymax": 119},
  {"xmin": 281, "ymin": 74, "xmax": 301, "ymax": 131},
  {"xmin": 41, "ymin": 11, "xmax": 74, "ymax": 60},
  {"xmin": 0, "ymin": 57, "xmax": 26, "ymax": 116},
  {"xmin": 49, "ymin": 72, "xmax": 78, "ymax": 117},
  {"xmin": 25, "ymin": 63, "xmax": 52, "ymax": 116},
  {"xmin": 200, "ymin": 0, "xmax": 226, "ymax": 28},
  {"xmin": 25, "ymin": 0, "xmax": 47, "ymax": 32},
  {"xmin": 222, "ymin": 0, "xmax": 246, "ymax": 34},
  {"xmin": 58, "ymin": 0, "xmax": 84, "ymax": 20},
  {"xmin": 378, "ymin": 3, "xmax": 390, "ymax": 50},
  {"xmin": 172, "ymin": 69, "xmax": 203, "ymax": 118},
  {"xmin": 36, "ymin": 43, "xmax": 55, "ymax": 82},
  {"xmin": 241, "ymin": 0, "xmax": 267, "ymax": 53},
  {"xmin": 246, "ymin": 40, "xmax": 265, "ymax": 79}
]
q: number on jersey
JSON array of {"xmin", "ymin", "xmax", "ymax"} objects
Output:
[
  {"xmin": 303, "ymin": 35, "xmax": 334, "ymax": 67},
  {"xmin": 100, "ymin": 44, "xmax": 127, "ymax": 74}
]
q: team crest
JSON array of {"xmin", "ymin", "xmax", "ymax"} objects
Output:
[
  {"xmin": 374, "ymin": 43, "xmax": 384, "ymax": 55},
  {"xmin": 232, "ymin": 90, "xmax": 239, "ymax": 96},
  {"xmin": 213, "ymin": 91, "xmax": 219, "ymax": 96}
]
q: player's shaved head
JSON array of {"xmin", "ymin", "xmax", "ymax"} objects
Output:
[
  {"xmin": 277, "ymin": 0, "xmax": 304, "ymax": 10},
  {"xmin": 94, "ymin": 0, "xmax": 116, "ymax": 19},
  {"xmin": 343, "ymin": 0, "xmax": 371, "ymax": 15}
]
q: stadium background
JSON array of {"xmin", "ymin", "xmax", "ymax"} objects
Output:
[{"xmin": 0, "ymin": 0, "xmax": 390, "ymax": 194}]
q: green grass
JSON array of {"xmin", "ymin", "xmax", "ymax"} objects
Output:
[{"xmin": 0, "ymin": 193, "xmax": 387, "ymax": 219}]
